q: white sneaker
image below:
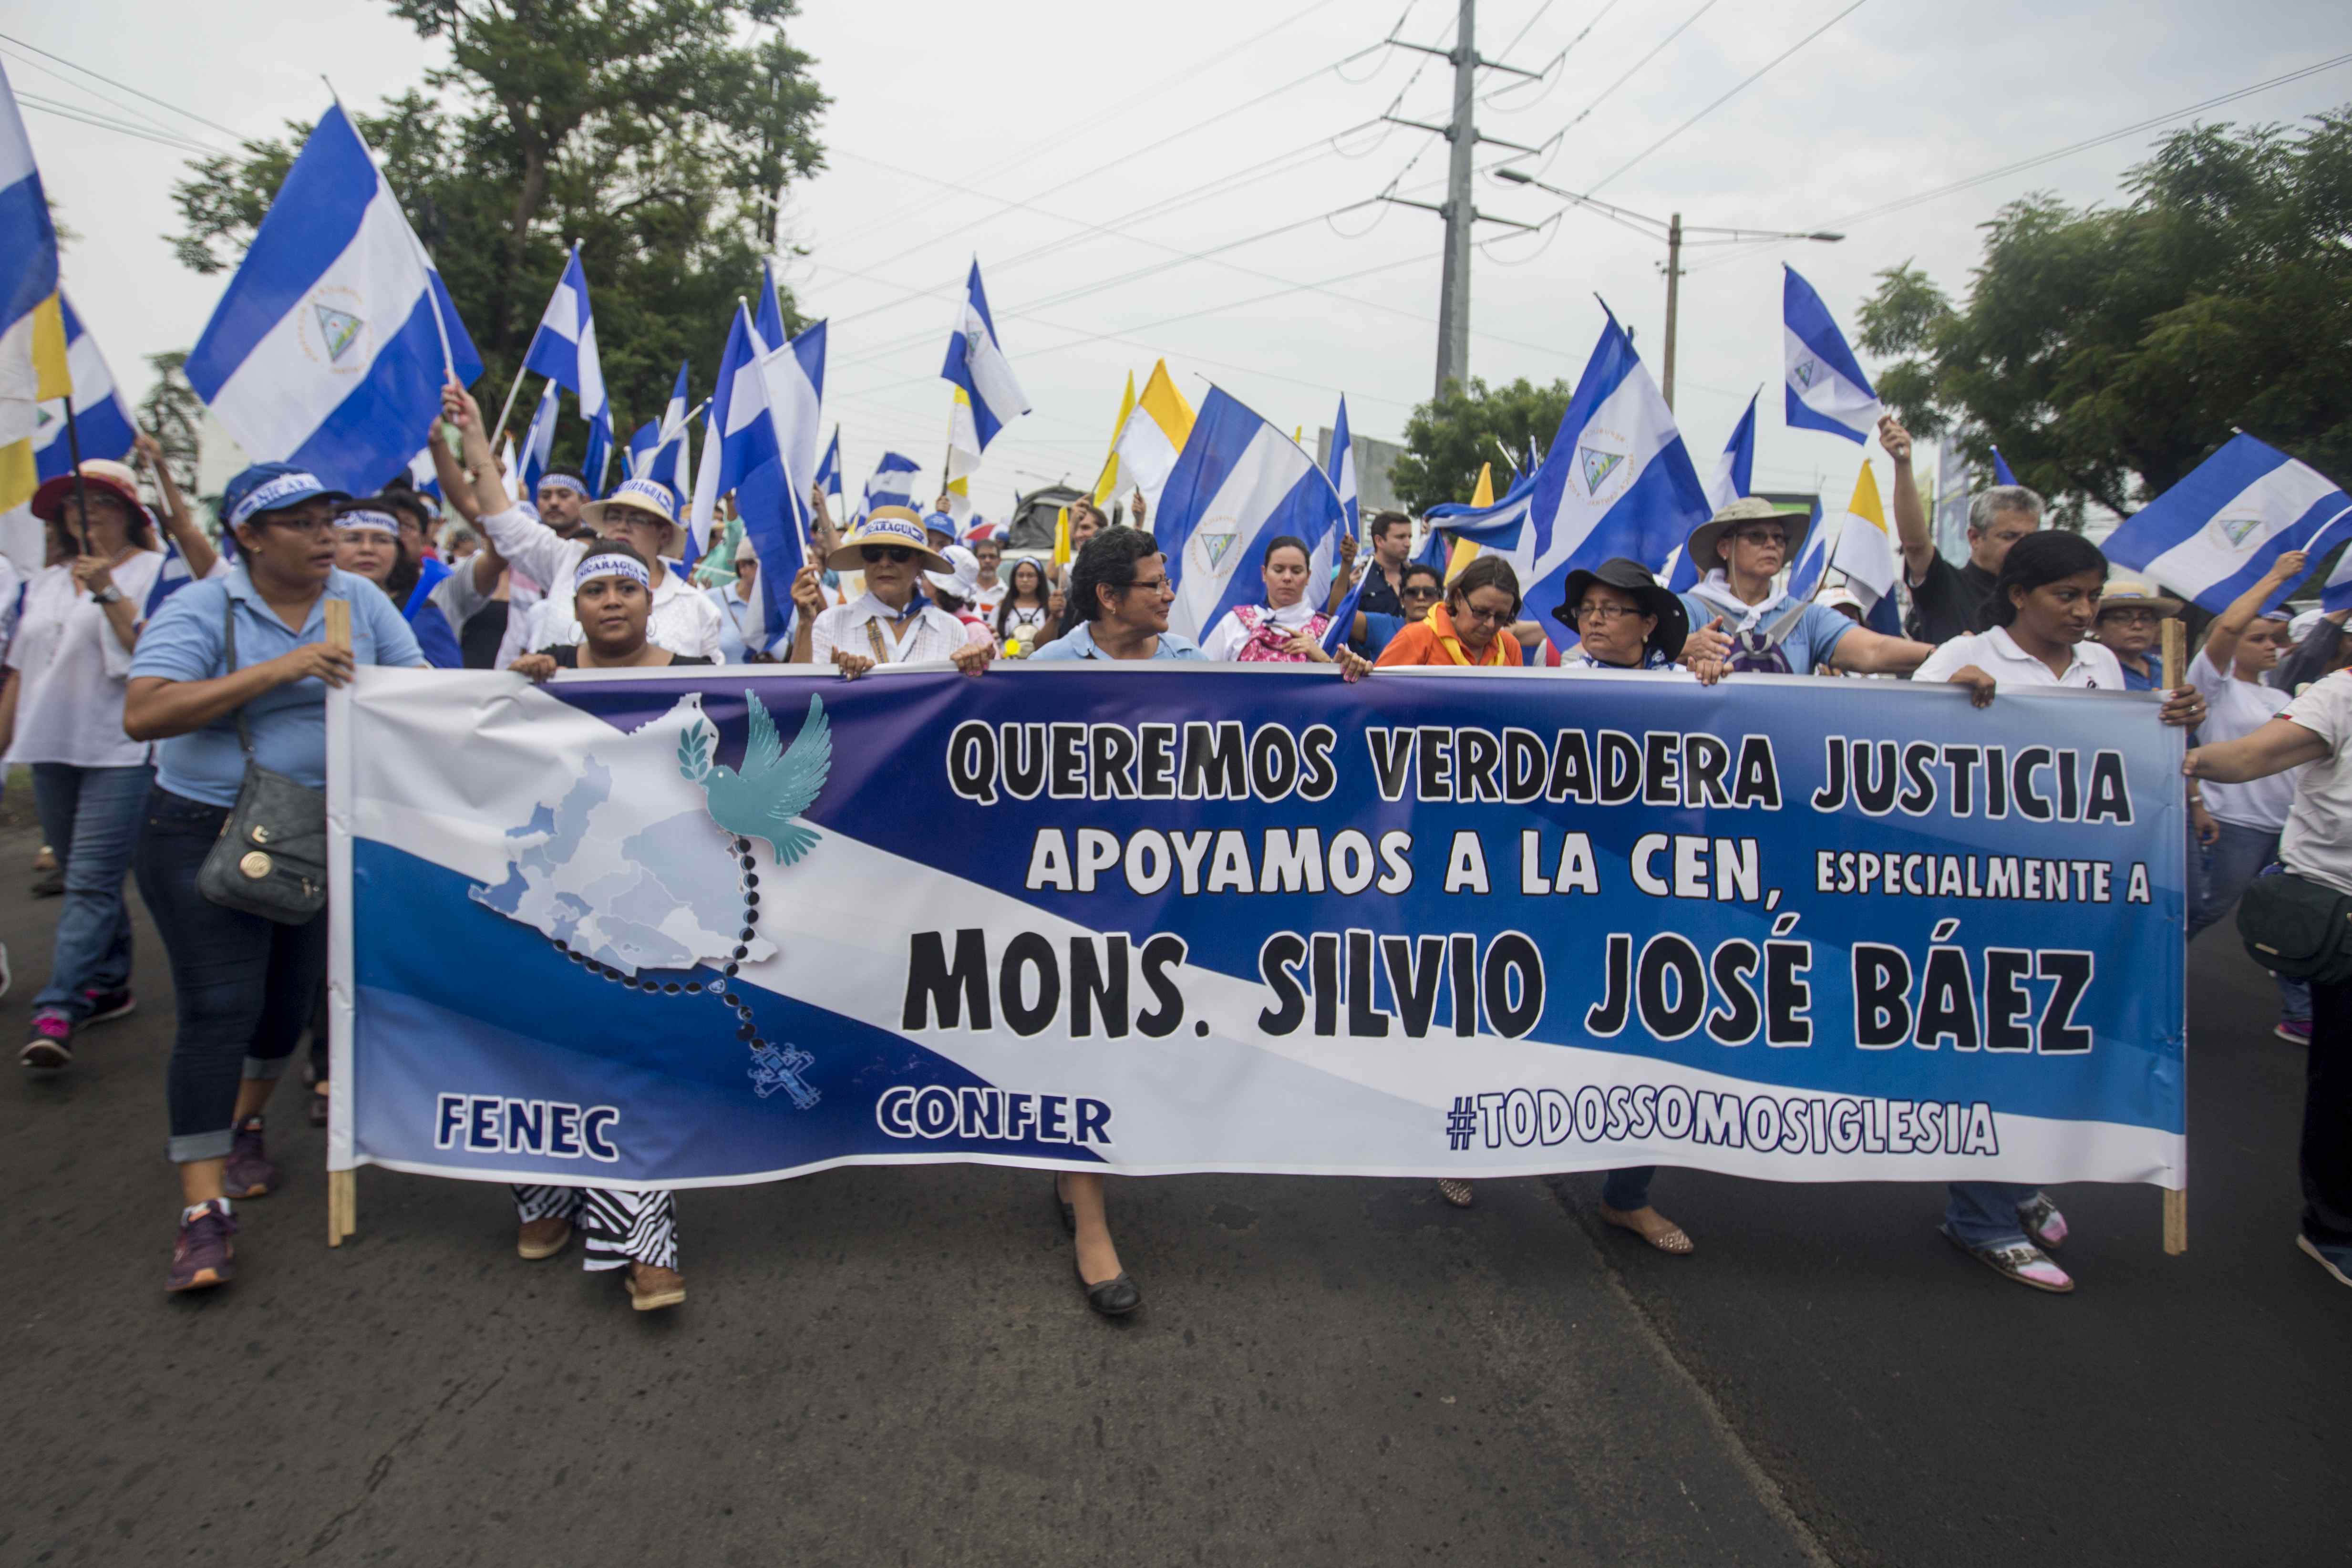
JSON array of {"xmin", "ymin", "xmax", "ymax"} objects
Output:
[{"xmin": 0, "ymin": 941, "xmax": 13, "ymax": 1000}]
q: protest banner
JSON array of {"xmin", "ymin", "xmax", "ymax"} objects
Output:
[{"xmin": 326, "ymin": 666, "xmax": 2186, "ymax": 1197}]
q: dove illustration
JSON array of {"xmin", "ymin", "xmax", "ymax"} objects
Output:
[{"xmin": 678, "ymin": 691, "xmax": 833, "ymax": 865}]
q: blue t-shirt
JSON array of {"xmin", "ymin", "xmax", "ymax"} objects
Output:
[
  {"xmin": 130, "ymin": 567, "xmax": 426, "ymax": 806},
  {"xmin": 1358, "ymin": 611, "xmax": 1408, "ymax": 660},
  {"xmin": 2116, "ymin": 656, "xmax": 2159, "ymax": 692},
  {"xmin": 1678, "ymin": 592, "xmax": 1858, "ymax": 677},
  {"xmin": 1030, "ymin": 622, "xmax": 1204, "ymax": 660}
]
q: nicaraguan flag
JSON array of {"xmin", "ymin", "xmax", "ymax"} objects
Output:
[
  {"xmin": 186, "ymin": 103, "xmax": 481, "ymax": 496},
  {"xmin": 2322, "ymin": 544, "xmax": 2352, "ymax": 616},
  {"xmin": 2102, "ymin": 433, "xmax": 2352, "ymax": 614},
  {"xmin": 1783, "ymin": 265, "xmax": 1877, "ymax": 445},
  {"xmin": 0, "ymin": 61, "xmax": 71, "ymax": 514},
  {"xmin": 708, "ymin": 304, "xmax": 805, "ymax": 650},
  {"xmin": 861, "ymin": 452, "xmax": 920, "ymax": 520},
  {"xmin": 1155, "ymin": 386, "xmax": 1345, "ymax": 643},
  {"xmin": 520, "ymin": 244, "xmax": 610, "ymax": 494},
  {"xmin": 1783, "ymin": 498, "xmax": 1834, "ymax": 601},
  {"xmin": 1456, "ymin": 309, "xmax": 1709, "ymax": 621},
  {"xmin": 760, "ymin": 321, "xmax": 826, "ymax": 511},
  {"xmin": 815, "ymin": 427, "xmax": 841, "ymax": 513},
  {"xmin": 641, "ymin": 360, "xmax": 691, "ymax": 496},
  {"xmin": 402, "ymin": 555, "xmax": 463, "ymax": 668},
  {"xmin": 940, "ymin": 259, "xmax": 1028, "ymax": 452},
  {"xmin": 32, "ymin": 294, "xmax": 136, "ymax": 480},
  {"xmin": 1329, "ymin": 397, "xmax": 1359, "ymax": 538},
  {"xmin": 519, "ymin": 380, "xmax": 559, "ymax": 497},
  {"xmin": 754, "ymin": 261, "xmax": 789, "ymax": 355},
  {"xmin": 144, "ymin": 534, "xmax": 196, "ymax": 619},
  {"xmin": 406, "ymin": 444, "xmax": 441, "ymax": 502},
  {"xmin": 1706, "ymin": 391, "xmax": 1758, "ymax": 516},
  {"xmin": 627, "ymin": 420, "xmax": 659, "ymax": 478},
  {"xmin": 1991, "ymin": 445, "xmax": 2018, "ymax": 486}
]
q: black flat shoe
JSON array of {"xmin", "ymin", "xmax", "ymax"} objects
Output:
[
  {"xmin": 1075, "ymin": 1260, "xmax": 1141, "ymax": 1317},
  {"xmin": 1052, "ymin": 1177, "xmax": 1074, "ymax": 1236}
]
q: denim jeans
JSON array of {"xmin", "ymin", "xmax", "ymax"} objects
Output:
[
  {"xmin": 133, "ymin": 787, "xmax": 327, "ymax": 1162},
  {"xmin": 29, "ymin": 762, "xmax": 152, "ymax": 1017},
  {"xmin": 1600, "ymin": 1166, "xmax": 1656, "ymax": 1210},
  {"xmin": 1944, "ymin": 1181, "xmax": 2039, "ymax": 1249},
  {"xmin": 2188, "ymin": 820, "xmax": 2312, "ymax": 1021}
]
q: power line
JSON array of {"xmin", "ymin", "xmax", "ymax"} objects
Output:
[
  {"xmin": 0, "ymin": 45, "xmax": 229, "ymax": 151},
  {"xmin": 0, "ymin": 29, "xmax": 249, "ymax": 141},
  {"xmin": 15, "ymin": 94, "xmax": 221, "ymax": 156}
]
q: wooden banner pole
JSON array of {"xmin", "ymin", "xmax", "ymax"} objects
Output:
[
  {"xmin": 324, "ymin": 598, "xmax": 356, "ymax": 1248},
  {"xmin": 2161, "ymin": 615, "xmax": 2189, "ymax": 1256}
]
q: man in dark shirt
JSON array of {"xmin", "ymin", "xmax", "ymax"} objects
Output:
[
  {"xmin": 1356, "ymin": 509, "xmax": 1414, "ymax": 619},
  {"xmin": 1882, "ymin": 414, "xmax": 2042, "ymax": 646}
]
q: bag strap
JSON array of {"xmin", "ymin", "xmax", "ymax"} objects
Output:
[{"xmin": 221, "ymin": 588, "xmax": 254, "ymax": 760}]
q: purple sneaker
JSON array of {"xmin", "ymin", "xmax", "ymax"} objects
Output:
[
  {"xmin": 167, "ymin": 1200, "xmax": 237, "ymax": 1293},
  {"xmin": 224, "ymin": 1115, "xmax": 279, "ymax": 1199},
  {"xmin": 2275, "ymin": 1018, "xmax": 2313, "ymax": 1045},
  {"xmin": 20, "ymin": 1010, "xmax": 72, "ymax": 1071},
  {"xmin": 2017, "ymin": 1191, "xmax": 2069, "ymax": 1250},
  {"xmin": 1943, "ymin": 1225, "xmax": 2074, "ymax": 1293},
  {"xmin": 80, "ymin": 986, "xmax": 136, "ymax": 1025}
]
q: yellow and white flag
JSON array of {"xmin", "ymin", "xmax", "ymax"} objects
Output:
[
  {"xmin": 1828, "ymin": 460, "xmax": 1899, "ymax": 612},
  {"xmin": 0, "ymin": 62, "xmax": 72, "ymax": 514},
  {"xmin": 1109, "ymin": 359, "xmax": 1194, "ymax": 505},
  {"xmin": 1445, "ymin": 462, "xmax": 1496, "ymax": 583},
  {"xmin": 943, "ymin": 385, "xmax": 980, "ymax": 526},
  {"xmin": 1091, "ymin": 371, "xmax": 1135, "ymax": 506}
]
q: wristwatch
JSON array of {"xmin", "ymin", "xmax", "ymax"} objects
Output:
[{"xmin": 90, "ymin": 586, "xmax": 122, "ymax": 606}]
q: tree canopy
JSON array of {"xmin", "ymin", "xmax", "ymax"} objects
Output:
[
  {"xmin": 1389, "ymin": 375, "xmax": 1567, "ymax": 514},
  {"xmin": 1857, "ymin": 110, "xmax": 2352, "ymax": 524},
  {"xmin": 169, "ymin": 0, "xmax": 826, "ymax": 445}
]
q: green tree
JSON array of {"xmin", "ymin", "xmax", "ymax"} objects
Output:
[
  {"xmin": 1390, "ymin": 376, "xmax": 1572, "ymax": 515},
  {"xmin": 137, "ymin": 350, "xmax": 204, "ymax": 503},
  {"xmin": 1857, "ymin": 111, "xmax": 2352, "ymax": 525},
  {"xmin": 168, "ymin": 0, "xmax": 826, "ymax": 453}
]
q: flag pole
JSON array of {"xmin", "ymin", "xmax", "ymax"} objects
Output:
[{"xmin": 60, "ymin": 387, "xmax": 93, "ymax": 557}]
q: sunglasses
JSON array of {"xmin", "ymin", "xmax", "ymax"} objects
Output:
[
  {"xmin": 861, "ymin": 546, "xmax": 917, "ymax": 564},
  {"xmin": 1455, "ymin": 602, "xmax": 1514, "ymax": 626}
]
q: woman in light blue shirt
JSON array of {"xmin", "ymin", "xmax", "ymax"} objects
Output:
[
  {"xmin": 707, "ymin": 533, "xmax": 759, "ymax": 662},
  {"xmin": 124, "ymin": 462, "xmax": 425, "ymax": 1295}
]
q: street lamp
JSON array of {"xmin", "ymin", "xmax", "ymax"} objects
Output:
[{"xmin": 1492, "ymin": 167, "xmax": 1842, "ymax": 410}]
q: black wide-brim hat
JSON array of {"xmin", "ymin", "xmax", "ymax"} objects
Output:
[{"xmin": 1552, "ymin": 556, "xmax": 1689, "ymax": 663}]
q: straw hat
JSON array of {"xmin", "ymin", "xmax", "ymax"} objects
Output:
[
  {"xmin": 1683, "ymin": 495, "xmax": 1813, "ymax": 575},
  {"xmin": 826, "ymin": 505, "xmax": 952, "ymax": 575},
  {"xmin": 581, "ymin": 477, "xmax": 680, "ymax": 541},
  {"xmin": 2097, "ymin": 577, "xmax": 2183, "ymax": 619}
]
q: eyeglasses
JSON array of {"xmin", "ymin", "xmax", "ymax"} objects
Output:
[
  {"xmin": 1401, "ymin": 585, "xmax": 1441, "ymax": 600},
  {"xmin": 1120, "ymin": 576, "xmax": 1171, "ymax": 595},
  {"xmin": 1573, "ymin": 602, "xmax": 1643, "ymax": 623},
  {"xmin": 861, "ymin": 546, "xmax": 917, "ymax": 564},
  {"xmin": 1454, "ymin": 601, "xmax": 1514, "ymax": 626},
  {"xmin": 2101, "ymin": 609, "xmax": 2159, "ymax": 627},
  {"xmin": 264, "ymin": 515, "xmax": 339, "ymax": 537},
  {"xmin": 1730, "ymin": 528, "xmax": 1788, "ymax": 548}
]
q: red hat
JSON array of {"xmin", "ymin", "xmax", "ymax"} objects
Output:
[{"xmin": 30, "ymin": 459, "xmax": 154, "ymax": 527}]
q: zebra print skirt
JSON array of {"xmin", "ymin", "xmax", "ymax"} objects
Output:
[{"xmin": 512, "ymin": 1185, "xmax": 678, "ymax": 1271}]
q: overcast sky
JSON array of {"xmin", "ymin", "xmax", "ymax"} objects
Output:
[{"xmin": 11, "ymin": 0, "xmax": 2351, "ymax": 513}]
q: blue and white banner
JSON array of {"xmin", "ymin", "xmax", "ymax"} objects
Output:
[
  {"xmin": 330, "ymin": 666, "xmax": 2187, "ymax": 1190},
  {"xmin": 187, "ymin": 103, "xmax": 481, "ymax": 495}
]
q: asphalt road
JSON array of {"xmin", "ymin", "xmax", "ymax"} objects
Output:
[{"xmin": 1, "ymin": 815, "xmax": 2340, "ymax": 1567}]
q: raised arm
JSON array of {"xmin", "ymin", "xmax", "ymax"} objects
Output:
[
  {"xmin": 1324, "ymin": 530, "xmax": 1359, "ymax": 614},
  {"xmin": 134, "ymin": 432, "xmax": 217, "ymax": 581},
  {"xmin": 445, "ymin": 382, "xmax": 571, "ymax": 590},
  {"xmin": 2202, "ymin": 549, "xmax": 2308, "ymax": 677},
  {"xmin": 1880, "ymin": 415, "xmax": 1934, "ymax": 582},
  {"xmin": 428, "ymin": 416, "xmax": 483, "ymax": 524}
]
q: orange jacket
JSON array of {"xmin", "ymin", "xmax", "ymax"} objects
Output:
[{"xmin": 1373, "ymin": 605, "xmax": 1524, "ymax": 669}]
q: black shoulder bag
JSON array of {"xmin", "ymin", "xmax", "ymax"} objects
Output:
[
  {"xmin": 2238, "ymin": 866, "xmax": 2352, "ymax": 986},
  {"xmin": 196, "ymin": 591, "xmax": 330, "ymax": 924}
]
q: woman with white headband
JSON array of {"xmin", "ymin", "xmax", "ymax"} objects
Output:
[
  {"xmin": 502, "ymin": 542, "xmax": 705, "ymax": 1310},
  {"xmin": 447, "ymin": 384, "xmax": 722, "ymax": 660},
  {"xmin": 332, "ymin": 496, "xmax": 506, "ymax": 670}
]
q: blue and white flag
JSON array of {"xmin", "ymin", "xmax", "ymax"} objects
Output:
[
  {"xmin": 402, "ymin": 555, "xmax": 463, "ymax": 669},
  {"xmin": 940, "ymin": 260, "xmax": 1029, "ymax": 453},
  {"xmin": 754, "ymin": 260, "xmax": 789, "ymax": 357},
  {"xmin": 144, "ymin": 535, "xmax": 195, "ymax": 619},
  {"xmin": 1991, "ymin": 445, "xmax": 2018, "ymax": 486},
  {"xmin": 2102, "ymin": 433, "xmax": 2352, "ymax": 614},
  {"xmin": 520, "ymin": 243, "xmax": 610, "ymax": 494},
  {"xmin": 186, "ymin": 103, "xmax": 482, "ymax": 495},
  {"xmin": 1706, "ymin": 391, "xmax": 1758, "ymax": 515},
  {"xmin": 519, "ymin": 380, "xmax": 559, "ymax": 498},
  {"xmin": 637, "ymin": 359, "xmax": 692, "ymax": 497},
  {"xmin": 1783, "ymin": 498, "xmax": 1835, "ymax": 602},
  {"xmin": 31, "ymin": 293, "xmax": 137, "ymax": 481},
  {"xmin": 861, "ymin": 452, "xmax": 921, "ymax": 520},
  {"xmin": 761, "ymin": 323, "xmax": 826, "ymax": 519},
  {"xmin": 626, "ymin": 420, "xmax": 660, "ymax": 479},
  {"xmin": 406, "ymin": 443, "xmax": 441, "ymax": 502},
  {"xmin": 709, "ymin": 304, "xmax": 805, "ymax": 650},
  {"xmin": 2322, "ymin": 544, "xmax": 2352, "ymax": 617},
  {"xmin": 1439, "ymin": 309, "xmax": 1709, "ymax": 622},
  {"xmin": 1154, "ymin": 386, "xmax": 1344, "ymax": 643},
  {"xmin": 1783, "ymin": 265, "xmax": 1877, "ymax": 445},
  {"xmin": 1329, "ymin": 396, "xmax": 1360, "ymax": 539},
  {"xmin": 815, "ymin": 428, "xmax": 842, "ymax": 513}
]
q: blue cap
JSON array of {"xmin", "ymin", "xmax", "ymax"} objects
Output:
[
  {"xmin": 223, "ymin": 463, "xmax": 350, "ymax": 529},
  {"xmin": 922, "ymin": 511, "xmax": 956, "ymax": 539}
]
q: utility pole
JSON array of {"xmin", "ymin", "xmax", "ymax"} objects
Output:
[
  {"xmin": 1380, "ymin": 0, "xmax": 1547, "ymax": 401},
  {"xmin": 1661, "ymin": 213, "xmax": 1682, "ymax": 409}
]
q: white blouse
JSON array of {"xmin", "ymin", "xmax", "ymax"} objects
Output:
[{"xmin": 7, "ymin": 551, "xmax": 167, "ymax": 769}]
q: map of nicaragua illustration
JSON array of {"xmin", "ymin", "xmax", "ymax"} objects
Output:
[{"xmin": 469, "ymin": 690, "xmax": 831, "ymax": 979}]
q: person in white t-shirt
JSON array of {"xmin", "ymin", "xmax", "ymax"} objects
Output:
[
  {"xmin": 9, "ymin": 448, "xmax": 221, "ymax": 1070},
  {"xmin": 2184, "ymin": 548, "xmax": 2314, "ymax": 1041},
  {"xmin": 2187, "ymin": 668, "xmax": 2352, "ymax": 1289},
  {"xmin": 969, "ymin": 536, "xmax": 1007, "ymax": 618},
  {"xmin": 1915, "ymin": 530, "xmax": 2204, "ymax": 1294}
]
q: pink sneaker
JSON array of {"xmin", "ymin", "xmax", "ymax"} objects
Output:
[
  {"xmin": 2275, "ymin": 1018, "xmax": 2313, "ymax": 1044},
  {"xmin": 20, "ymin": 1011, "xmax": 72, "ymax": 1071},
  {"xmin": 2017, "ymin": 1191, "xmax": 2069, "ymax": 1250},
  {"xmin": 1944, "ymin": 1225, "xmax": 2074, "ymax": 1293}
]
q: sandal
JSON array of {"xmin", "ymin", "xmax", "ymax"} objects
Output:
[
  {"xmin": 1436, "ymin": 1178, "xmax": 1475, "ymax": 1208},
  {"xmin": 1599, "ymin": 1204, "xmax": 1694, "ymax": 1255}
]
